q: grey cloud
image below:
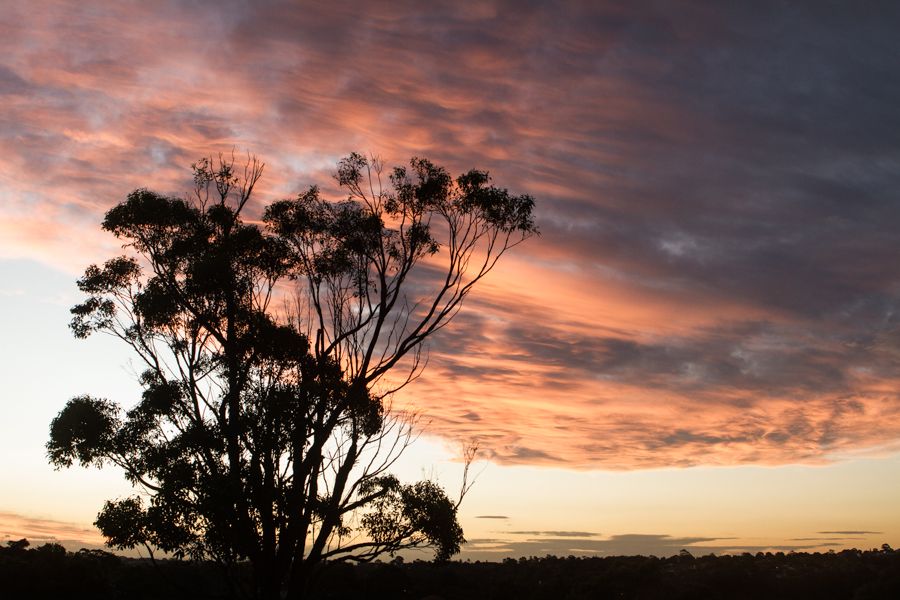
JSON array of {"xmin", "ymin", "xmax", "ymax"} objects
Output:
[
  {"xmin": 507, "ymin": 531, "xmax": 600, "ymax": 538},
  {"xmin": 506, "ymin": 446, "xmax": 556, "ymax": 462},
  {"xmin": 492, "ymin": 3, "xmax": 900, "ymax": 325},
  {"xmin": 792, "ymin": 537, "xmax": 864, "ymax": 542},
  {"xmin": 459, "ymin": 533, "xmax": 837, "ymax": 561},
  {"xmin": 433, "ymin": 310, "xmax": 869, "ymax": 398},
  {"xmin": 0, "ymin": 65, "xmax": 31, "ymax": 95}
]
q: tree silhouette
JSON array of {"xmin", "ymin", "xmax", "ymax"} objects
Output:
[{"xmin": 47, "ymin": 152, "xmax": 536, "ymax": 599}]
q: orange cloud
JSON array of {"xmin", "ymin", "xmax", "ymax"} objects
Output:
[
  {"xmin": 3, "ymin": 0, "xmax": 900, "ymax": 471},
  {"xmin": 0, "ymin": 511, "xmax": 104, "ymax": 550}
]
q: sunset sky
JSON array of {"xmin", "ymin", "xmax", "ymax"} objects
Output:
[{"xmin": 2, "ymin": 1, "xmax": 900, "ymax": 559}]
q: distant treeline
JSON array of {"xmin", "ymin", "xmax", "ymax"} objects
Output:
[{"xmin": 2, "ymin": 539, "xmax": 900, "ymax": 599}]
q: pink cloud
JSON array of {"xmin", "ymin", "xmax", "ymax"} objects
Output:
[
  {"xmin": 2, "ymin": 1, "xmax": 900, "ymax": 470},
  {"xmin": 0, "ymin": 511, "xmax": 104, "ymax": 550}
]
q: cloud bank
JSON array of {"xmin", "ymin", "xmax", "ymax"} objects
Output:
[
  {"xmin": 2, "ymin": 1, "xmax": 900, "ymax": 469},
  {"xmin": 460, "ymin": 532, "xmax": 879, "ymax": 561}
]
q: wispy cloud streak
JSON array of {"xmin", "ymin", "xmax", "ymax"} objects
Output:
[
  {"xmin": 460, "ymin": 532, "xmax": 876, "ymax": 560},
  {"xmin": 0, "ymin": 511, "xmax": 104, "ymax": 549}
]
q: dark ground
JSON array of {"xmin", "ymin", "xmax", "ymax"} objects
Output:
[{"xmin": 2, "ymin": 540, "xmax": 899, "ymax": 599}]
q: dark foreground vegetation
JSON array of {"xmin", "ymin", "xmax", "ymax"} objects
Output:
[
  {"xmin": 3, "ymin": 540, "xmax": 900, "ymax": 600},
  {"xmin": 49, "ymin": 153, "xmax": 536, "ymax": 599}
]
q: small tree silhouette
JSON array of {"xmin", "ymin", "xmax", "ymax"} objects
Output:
[{"xmin": 6, "ymin": 538, "xmax": 29, "ymax": 552}]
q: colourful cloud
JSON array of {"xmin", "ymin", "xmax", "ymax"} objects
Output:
[
  {"xmin": 2, "ymin": 1, "xmax": 900, "ymax": 470},
  {"xmin": 0, "ymin": 511, "xmax": 104, "ymax": 550}
]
